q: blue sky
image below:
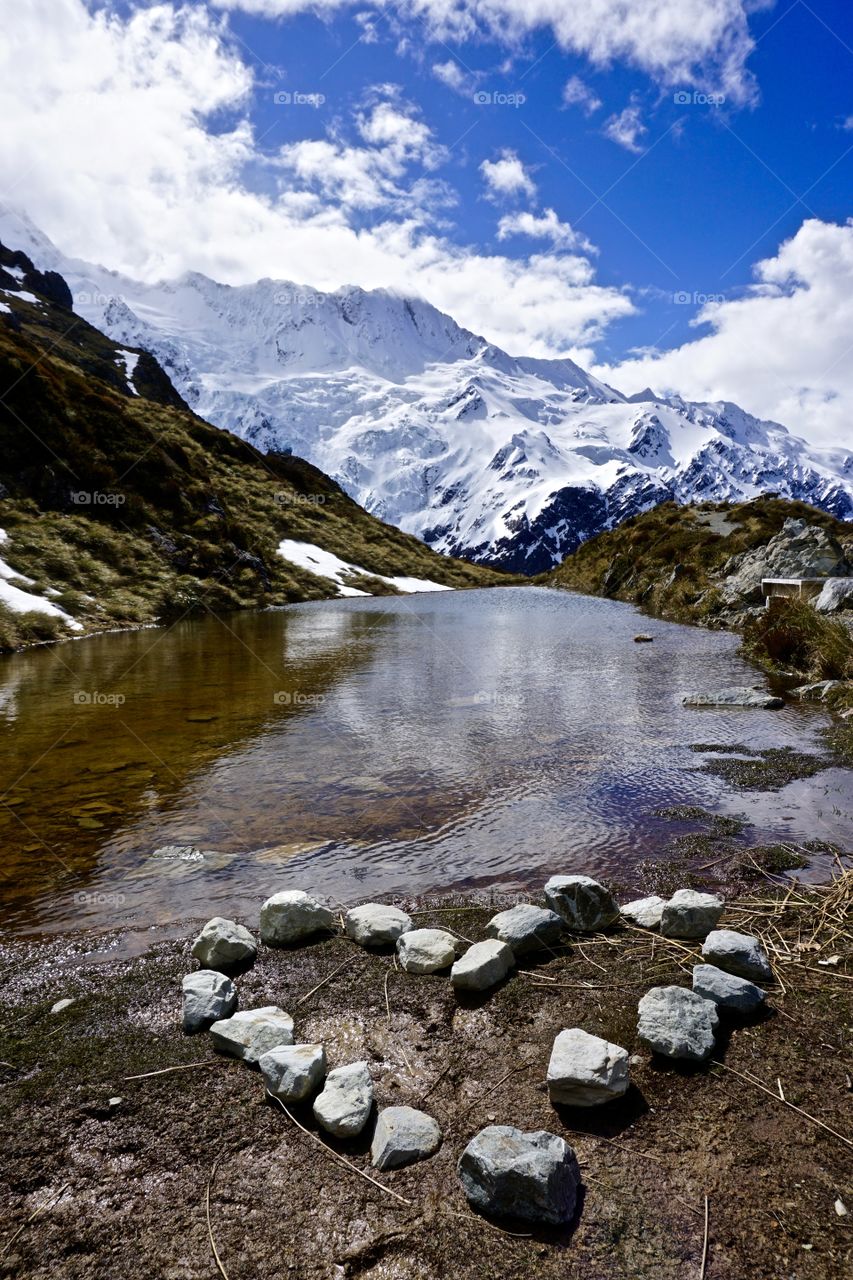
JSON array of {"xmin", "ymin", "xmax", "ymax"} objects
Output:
[{"xmin": 2, "ymin": 2, "xmax": 852, "ymax": 443}]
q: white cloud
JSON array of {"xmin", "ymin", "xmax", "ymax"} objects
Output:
[
  {"xmin": 0, "ymin": 0, "xmax": 632, "ymax": 360},
  {"xmin": 497, "ymin": 208, "xmax": 595, "ymax": 253},
  {"xmin": 603, "ymin": 104, "xmax": 647, "ymax": 153},
  {"xmin": 480, "ymin": 150, "xmax": 536, "ymax": 200},
  {"xmin": 215, "ymin": 0, "xmax": 763, "ymax": 102},
  {"xmin": 597, "ymin": 218, "xmax": 853, "ymax": 448},
  {"xmin": 562, "ymin": 75, "xmax": 602, "ymax": 115},
  {"xmin": 432, "ymin": 59, "xmax": 469, "ymax": 92}
]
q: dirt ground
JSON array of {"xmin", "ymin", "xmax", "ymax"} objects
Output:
[{"xmin": 0, "ymin": 888, "xmax": 851, "ymax": 1280}]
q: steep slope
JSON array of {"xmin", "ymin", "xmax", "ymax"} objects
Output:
[
  {"xmin": 0, "ymin": 244, "xmax": 505, "ymax": 650},
  {"xmin": 7, "ymin": 210, "xmax": 853, "ymax": 573}
]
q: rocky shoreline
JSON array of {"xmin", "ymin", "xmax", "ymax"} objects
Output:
[{"xmin": 2, "ymin": 873, "xmax": 850, "ymax": 1279}]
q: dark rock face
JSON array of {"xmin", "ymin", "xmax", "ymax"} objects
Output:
[{"xmin": 0, "ymin": 243, "xmax": 72, "ymax": 309}]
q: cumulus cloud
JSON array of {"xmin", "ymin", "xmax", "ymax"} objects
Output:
[
  {"xmin": 603, "ymin": 104, "xmax": 647, "ymax": 153},
  {"xmin": 497, "ymin": 208, "xmax": 594, "ymax": 253},
  {"xmin": 562, "ymin": 75, "xmax": 602, "ymax": 115},
  {"xmin": 215, "ymin": 0, "xmax": 763, "ymax": 102},
  {"xmin": 480, "ymin": 150, "xmax": 536, "ymax": 200},
  {"xmin": 0, "ymin": 0, "xmax": 632, "ymax": 359},
  {"xmin": 597, "ymin": 218, "xmax": 853, "ymax": 449}
]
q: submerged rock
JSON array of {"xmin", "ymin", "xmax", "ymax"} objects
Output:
[
  {"xmin": 370, "ymin": 1106, "xmax": 442, "ymax": 1170},
  {"xmin": 457, "ymin": 1125, "xmax": 581, "ymax": 1225},
  {"xmin": 259, "ymin": 1043, "xmax": 326, "ymax": 1102},
  {"xmin": 681, "ymin": 687, "xmax": 784, "ymax": 709},
  {"xmin": 692, "ymin": 964, "xmax": 766, "ymax": 1013},
  {"xmin": 451, "ymin": 939, "xmax": 515, "ymax": 992},
  {"xmin": 192, "ymin": 917, "xmax": 257, "ymax": 972},
  {"xmin": 543, "ymin": 875, "xmax": 619, "ymax": 932},
  {"xmin": 345, "ymin": 903, "xmax": 413, "ymax": 947},
  {"xmin": 547, "ymin": 1028, "xmax": 629, "ymax": 1107},
  {"xmin": 701, "ymin": 929, "xmax": 772, "ymax": 982},
  {"xmin": 182, "ymin": 971, "xmax": 237, "ymax": 1034},
  {"xmin": 313, "ymin": 1061, "xmax": 374, "ymax": 1137},
  {"xmin": 637, "ymin": 986, "xmax": 719, "ymax": 1061},
  {"xmin": 260, "ymin": 890, "xmax": 334, "ymax": 946},
  {"xmin": 485, "ymin": 904, "xmax": 564, "ymax": 955},
  {"xmin": 620, "ymin": 896, "xmax": 665, "ymax": 929},
  {"xmin": 396, "ymin": 928, "xmax": 458, "ymax": 973},
  {"xmin": 660, "ymin": 890, "xmax": 724, "ymax": 939},
  {"xmin": 209, "ymin": 1006, "xmax": 294, "ymax": 1062}
]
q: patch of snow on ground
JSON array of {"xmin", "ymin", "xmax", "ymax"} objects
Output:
[
  {"xmin": 0, "ymin": 528, "xmax": 83, "ymax": 629},
  {"xmin": 277, "ymin": 539, "xmax": 452, "ymax": 597},
  {"xmin": 116, "ymin": 349, "xmax": 140, "ymax": 395},
  {"xmin": 0, "ymin": 303, "xmax": 9, "ymax": 315},
  {"xmin": 2, "ymin": 288, "xmax": 39, "ymax": 304}
]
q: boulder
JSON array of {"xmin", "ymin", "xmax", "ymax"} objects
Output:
[
  {"xmin": 182, "ymin": 971, "xmax": 237, "ymax": 1034},
  {"xmin": 701, "ymin": 929, "xmax": 772, "ymax": 982},
  {"xmin": 260, "ymin": 890, "xmax": 334, "ymax": 946},
  {"xmin": 259, "ymin": 1043, "xmax": 326, "ymax": 1102},
  {"xmin": 396, "ymin": 928, "xmax": 458, "ymax": 973},
  {"xmin": 637, "ymin": 986, "xmax": 719, "ymax": 1061},
  {"xmin": 209, "ymin": 1006, "xmax": 294, "ymax": 1062},
  {"xmin": 815, "ymin": 578, "xmax": 853, "ymax": 614},
  {"xmin": 457, "ymin": 1126, "xmax": 581, "ymax": 1225},
  {"xmin": 681, "ymin": 687, "xmax": 784, "ymax": 709},
  {"xmin": 722, "ymin": 519, "xmax": 849, "ymax": 604},
  {"xmin": 484, "ymin": 904, "xmax": 564, "ymax": 955},
  {"xmin": 313, "ymin": 1061, "xmax": 374, "ymax": 1137},
  {"xmin": 451, "ymin": 940, "xmax": 515, "ymax": 992},
  {"xmin": 792, "ymin": 679, "xmax": 843, "ymax": 701},
  {"xmin": 660, "ymin": 890, "xmax": 724, "ymax": 939},
  {"xmin": 370, "ymin": 1106, "xmax": 442, "ymax": 1170},
  {"xmin": 692, "ymin": 964, "xmax": 766, "ymax": 1013},
  {"xmin": 620, "ymin": 895, "xmax": 665, "ymax": 929},
  {"xmin": 543, "ymin": 875, "xmax": 619, "ymax": 932},
  {"xmin": 547, "ymin": 1028, "xmax": 629, "ymax": 1107},
  {"xmin": 191, "ymin": 917, "xmax": 257, "ymax": 971},
  {"xmin": 345, "ymin": 903, "xmax": 413, "ymax": 947}
]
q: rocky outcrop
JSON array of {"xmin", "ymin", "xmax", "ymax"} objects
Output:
[{"xmin": 721, "ymin": 518, "xmax": 850, "ymax": 604}]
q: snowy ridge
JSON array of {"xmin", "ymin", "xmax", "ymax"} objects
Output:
[{"xmin": 5, "ymin": 210, "xmax": 852, "ymax": 573}]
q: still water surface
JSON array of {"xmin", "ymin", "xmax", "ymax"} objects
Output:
[{"xmin": 1, "ymin": 587, "xmax": 849, "ymax": 941}]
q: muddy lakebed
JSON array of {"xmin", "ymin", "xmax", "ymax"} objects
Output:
[{"xmin": 0, "ymin": 586, "xmax": 850, "ymax": 946}]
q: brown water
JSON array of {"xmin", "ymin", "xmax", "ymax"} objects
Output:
[{"xmin": 1, "ymin": 587, "xmax": 850, "ymax": 941}]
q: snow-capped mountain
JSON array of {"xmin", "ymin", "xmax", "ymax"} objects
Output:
[{"xmin": 6, "ymin": 210, "xmax": 852, "ymax": 572}]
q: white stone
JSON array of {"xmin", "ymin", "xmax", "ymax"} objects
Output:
[
  {"xmin": 692, "ymin": 964, "xmax": 766, "ymax": 1013},
  {"xmin": 259, "ymin": 890, "xmax": 334, "ymax": 946},
  {"xmin": 209, "ymin": 1006, "xmax": 294, "ymax": 1062},
  {"xmin": 396, "ymin": 928, "xmax": 458, "ymax": 973},
  {"xmin": 345, "ymin": 903, "xmax": 413, "ymax": 946},
  {"xmin": 370, "ymin": 1106, "xmax": 442, "ymax": 1170},
  {"xmin": 50, "ymin": 998, "xmax": 75, "ymax": 1015},
  {"xmin": 313, "ymin": 1061, "xmax": 374, "ymax": 1137},
  {"xmin": 621, "ymin": 896, "xmax": 665, "ymax": 929},
  {"xmin": 182, "ymin": 971, "xmax": 237, "ymax": 1034},
  {"xmin": 637, "ymin": 986, "xmax": 719, "ymax": 1061},
  {"xmin": 485, "ymin": 904, "xmax": 564, "ymax": 955},
  {"xmin": 660, "ymin": 890, "xmax": 724, "ymax": 939},
  {"xmin": 701, "ymin": 929, "xmax": 772, "ymax": 981},
  {"xmin": 547, "ymin": 1028, "xmax": 630, "ymax": 1107},
  {"xmin": 191, "ymin": 917, "xmax": 257, "ymax": 971},
  {"xmin": 451, "ymin": 939, "xmax": 515, "ymax": 992},
  {"xmin": 543, "ymin": 875, "xmax": 619, "ymax": 932},
  {"xmin": 457, "ymin": 1126, "xmax": 580, "ymax": 1225},
  {"xmin": 259, "ymin": 1043, "xmax": 326, "ymax": 1102}
]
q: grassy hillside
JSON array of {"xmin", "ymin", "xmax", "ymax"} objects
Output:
[{"xmin": 0, "ymin": 248, "xmax": 507, "ymax": 651}]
